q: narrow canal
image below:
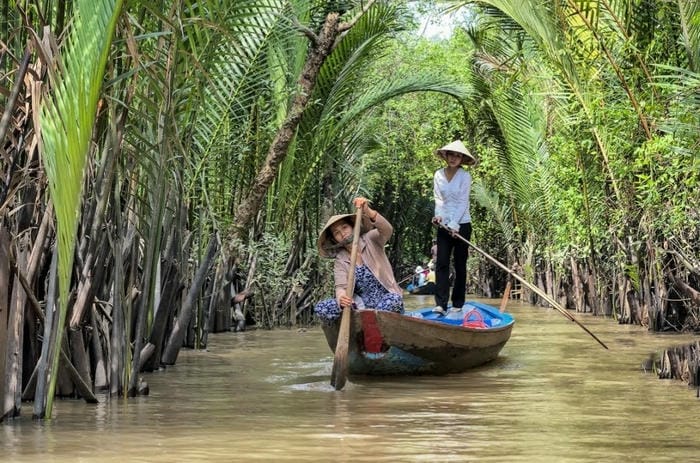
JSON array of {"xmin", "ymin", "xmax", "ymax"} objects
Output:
[{"xmin": 2, "ymin": 295, "xmax": 698, "ymax": 462}]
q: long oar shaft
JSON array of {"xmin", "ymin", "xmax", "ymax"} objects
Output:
[
  {"xmin": 438, "ymin": 224, "xmax": 608, "ymax": 349},
  {"xmin": 331, "ymin": 207, "xmax": 364, "ymax": 390}
]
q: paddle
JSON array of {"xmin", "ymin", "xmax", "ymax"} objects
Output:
[
  {"xmin": 436, "ymin": 223, "xmax": 609, "ymax": 350},
  {"xmin": 499, "ymin": 280, "xmax": 512, "ymax": 313},
  {"xmin": 330, "ymin": 206, "xmax": 363, "ymax": 390},
  {"xmin": 397, "ymin": 272, "xmax": 415, "ymax": 286}
]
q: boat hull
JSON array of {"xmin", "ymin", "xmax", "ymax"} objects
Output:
[
  {"xmin": 321, "ymin": 301, "xmax": 514, "ymax": 376},
  {"xmin": 407, "ymin": 281, "xmax": 435, "ymax": 295}
]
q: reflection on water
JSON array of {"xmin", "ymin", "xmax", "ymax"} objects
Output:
[{"xmin": 3, "ymin": 296, "xmax": 700, "ymax": 462}]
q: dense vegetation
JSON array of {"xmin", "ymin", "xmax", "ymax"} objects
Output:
[{"xmin": 0, "ymin": 0, "xmax": 698, "ymax": 420}]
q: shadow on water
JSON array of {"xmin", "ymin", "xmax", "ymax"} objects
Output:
[{"xmin": 3, "ymin": 295, "xmax": 700, "ymax": 462}]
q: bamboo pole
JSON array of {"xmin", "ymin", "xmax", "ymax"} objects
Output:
[{"xmin": 437, "ymin": 224, "xmax": 608, "ymax": 349}]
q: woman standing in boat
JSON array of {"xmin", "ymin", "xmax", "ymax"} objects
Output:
[
  {"xmin": 314, "ymin": 197, "xmax": 404, "ymax": 324},
  {"xmin": 431, "ymin": 140, "xmax": 477, "ymax": 315}
]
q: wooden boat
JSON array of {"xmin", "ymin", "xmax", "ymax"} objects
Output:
[
  {"xmin": 406, "ymin": 281, "xmax": 435, "ymax": 295},
  {"xmin": 321, "ymin": 301, "xmax": 514, "ymax": 376}
]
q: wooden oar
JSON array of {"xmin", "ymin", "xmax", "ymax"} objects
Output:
[
  {"xmin": 499, "ymin": 280, "xmax": 512, "ymax": 313},
  {"xmin": 437, "ymin": 223, "xmax": 608, "ymax": 350},
  {"xmin": 397, "ymin": 272, "xmax": 414, "ymax": 286},
  {"xmin": 331, "ymin": 207, "xmax": 363, "ymax": 390}
]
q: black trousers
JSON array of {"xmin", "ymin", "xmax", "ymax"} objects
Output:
[{"xmin": 435, "ymin": 222, "xmax": 471, "ymax": 309}]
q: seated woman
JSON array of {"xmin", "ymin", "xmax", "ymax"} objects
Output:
[
  {"xmin": 415, "ymin": 266, "xmax": 427, "ymax": 287},
  {"xmin": 314, "ymin": 197, "xmax": 404, "ymax": 323},
  {"xmin": 426, "ymin": 265, "xmax": 436, "ymax": 284}
]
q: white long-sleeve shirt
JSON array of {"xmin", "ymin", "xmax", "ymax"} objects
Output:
[{"xmin": 434, "ymin": 167, "xmax": 472, "ymax": 231}]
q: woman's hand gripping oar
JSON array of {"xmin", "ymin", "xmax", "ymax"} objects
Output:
[
  {"xmin": 436, "ymin": 223, "xmax": 608, "ymax": 349},
  {"xmin": 331, "ymin": 206, "xmax": 363, "ymax": 390}
]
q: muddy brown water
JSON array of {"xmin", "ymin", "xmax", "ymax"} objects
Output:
[{"xmin": 2, "ymin": 295, "xmax": 699, "ymax": 462}]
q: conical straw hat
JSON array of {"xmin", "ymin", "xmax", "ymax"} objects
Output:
[{"xmin": 435, "ymin": 140, "xmax": 477, "ymax": 166}]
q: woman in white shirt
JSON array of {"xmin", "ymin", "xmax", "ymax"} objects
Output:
[{"xmin": 431, "ymin": 140, "xmax": 477, "ymax": 314}]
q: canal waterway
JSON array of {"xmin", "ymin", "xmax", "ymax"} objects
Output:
[{"xmin": 2, "ymin": 295, "xmax": 699, "ymax": 462}]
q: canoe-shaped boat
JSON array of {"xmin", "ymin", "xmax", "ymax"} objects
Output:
[
  {"xmin": 406, "ymin": 281, "xmax": 436, "ymax": 295},
  {"xmin": 321, "ymin": 301, "xmax": 515, "ymax": 376}
]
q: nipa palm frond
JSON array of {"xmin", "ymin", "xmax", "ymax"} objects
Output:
[
  {"xmin": 181, "ymin": 0, "xmax": 304, "ymax": 224},
  {"xmin": 677, "ymin": 0, "xmax": 700, "ymax": 72},
  {"xmin": 39, "ymin": 0, "xmax": 124, "ymax": 418}
]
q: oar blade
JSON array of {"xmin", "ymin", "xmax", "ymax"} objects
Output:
[{"xmin": 330, "ymin": 305, "xmax": 351, "ymax": 390}]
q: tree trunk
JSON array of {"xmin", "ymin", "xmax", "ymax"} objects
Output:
[
  {"xmin": 32, "ymin": 248, "xmax": 58, "ymax": 418},
  {"xmin": 89, "ymin": 307, "xmax": 108, "ymax": 390},
  {"xmin": 570, "ymin": 256, "xmax": 584, "ymax": 312},
  {"xmin": 544, "ymin": 259, "xmax": 554, "ymax": 303},
  {"xmin": 68, "ymin": 328, "xmax": 92, "ymax": 398},
  {"xmin": 617, "ymin": 271, "xmax": 631, "ymax": 323},
  {"xmin": 109, "ymin": 211, "xmax": 125, "ymax": 397},
  {"xmin": 0, "ymin": 226, "xmax": 10, "ymax": 417},
  {"xmin": 69, "ymin": 236, "xmax": 108, "ymax": 330},
  {"xmin": 673, "ymin": 277, "xmax": 700, "ymax": 307},
  {"xmin": 140, "ymin": 266, "xmax": 182, "ymax": 371},
  {"xmin": 202, "ymin": 262, "xmax": 225, "ymax": 345},
  {"xmin": 161, "ymin": 235, "xmax": 218, "ymax": 365},
  {"xmin": 657, "ymin": 341, "xmax": 700, "ymax": 387},
  {"xmin": 2, "ymin": 237, "xmax": 28, "ymax": 420},
  {"xmin": 584, "ymin": 264, "xmax": 597, "ymax": 314},
  {"xmin": 232, "ymin": 11, "xmax": 345, "ymax": 240}
]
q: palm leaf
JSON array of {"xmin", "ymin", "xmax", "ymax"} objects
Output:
[
  {"xmin": 451, "ymin": 0, "xmax": 627, "ymax": 202},
  {"xmin": 271, "ymin": 2, "xmax": 470, "ymax": 236},
  {"xmin": 489, "ymin": 82, "xmax": 556, "ymax": 233},
  {"xmin": 677, "ymin": 0, "xmax": 700, "ymax": 72},
  {"xmin": 39, "ymin": 0, "xmax": 124, "ymax": 418},
  {"xmin": 471, "ymin": 182, "xmax": 515, "ymax": 255},
  {"xmin": 180, "ymin": 0, "xmax": 301, "ymax": 214}
]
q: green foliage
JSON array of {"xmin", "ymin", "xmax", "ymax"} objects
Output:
[
  {"xmin": 633, "ymin": 135, "xmax": 700, "ymax": 234},
  {"xmin": 39, "ymin": 0, "xmax": 124, "ymax": 418},
  {"xmin": 31, "ymin": 0, "xmax": 700, "ymax": 346},
  {"xmin": 109, "ymin": 0, "xmax": 700, "ymax": 324},
  {"xmin": 235, "ymin": 232, "xmax": 311, "ymax": 327},
  {"xmin": 354, "ymin": 28, "xmax": 474, "ymax": 268},
  {"xmin": 397, "ymin": 0, "xmax": 700, "ymax": 322}
]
